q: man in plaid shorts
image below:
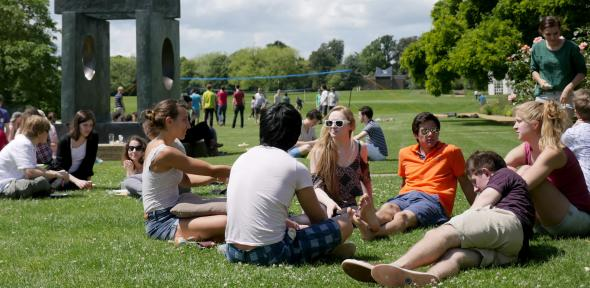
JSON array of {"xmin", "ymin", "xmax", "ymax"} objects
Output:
[{"xmin": 224, "ymin": 103, "xmax": 355, "ymax": 265}]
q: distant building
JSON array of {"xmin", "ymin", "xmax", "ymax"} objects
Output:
[
  {"xmin": 363, "ymin": 67, "xmax": 407, "ymax": 90},
  {"xmin": 487, "ymin": 75, "xmax": 512, "ymax": 95}
]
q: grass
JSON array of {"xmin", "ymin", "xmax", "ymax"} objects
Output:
[{"xmin": 3, "ymin": 90, "xmax": 590, "ymax": 287}]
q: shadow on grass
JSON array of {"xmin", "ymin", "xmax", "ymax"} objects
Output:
[
  {"xmin": 525, "ymin": 243, "xmax": 563, "ymax": 264},
  {"xmin": 450, "ymin": 119, "xmax": 513, "ymax": 127}
]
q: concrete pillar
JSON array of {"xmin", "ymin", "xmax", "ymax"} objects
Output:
[
  {"xmin": 60, "ymin": 12, "xmax": 110, "ymax": 123},
  {"xmin": 136, "ymin": 10, "xmax": 180, "ymax": 113}
]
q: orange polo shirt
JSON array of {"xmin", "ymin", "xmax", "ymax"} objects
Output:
[{"xmin": 397, "ymin": 142, "xmax": 465, "ymax": 216}]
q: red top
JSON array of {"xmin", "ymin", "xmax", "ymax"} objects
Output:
[
  {"xmin": 233, "ymin": 90, "xmax": 244, "ymax": 106},
  {"xmin": 217, "ymin": 90, "xmax": 228, "ymax": 106},
  {"xmin": 524, "ymin": 142, "xmax": 590, "ymax": 212}
]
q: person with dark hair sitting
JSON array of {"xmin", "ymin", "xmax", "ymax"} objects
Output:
[
  {"xmin": 353, "ymin": 112, "xmax": 473, "ymax": 241},
  {"xmin": 354, "ymin": 106, "xmax": 388, "ymax": 161},
  {"xmin": 52, "ymin": 110, "xmax": 98, "ymax": 190},
  {"xmin": 121, "ymin": 135, "xmax": 148, "ymax": 197},
  {"xmin": 287, "ymin": 108, "xmax": 322, "ymax": 158},
  {"xmin": 224, "ymin": 103, "xmax": 355, "ymax": 265}
]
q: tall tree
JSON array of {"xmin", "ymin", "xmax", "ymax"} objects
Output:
[
  {"xmin": 309, "ymin": 39, "xmax": 345, "ymax": 71},
  {"xmin": 0, "ymin": 0, "xmax": 60, "ymax": 113},
  {"xmin": 401, "ymin": 0, "xmax": 590, "ymax": 96},
  {"xmin": 358, "ymin": 35, "xmax": 416, "ymax": 75},
  {"xmin": 110, "ymin": 55, "xmax": 136, "ymax": 94}
]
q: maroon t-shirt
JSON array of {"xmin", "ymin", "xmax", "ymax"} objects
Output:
[
  {"xmin": 524, "ymin": 143, "xmax": 590, "ymax": 213},
  {"xmin": 487, "ymin": 168, "xmax": 535, "ymax": 258},
  {"xmin": 488, "ymin": 168, "xmax": 535, "ymax": 233},
  {"xmin": 233, "ymin": 90, "xmax": 244, "ymax": 106},
  {"xmin": 217, "ymin": 90, "xmax": 228, "ymax": 106}
]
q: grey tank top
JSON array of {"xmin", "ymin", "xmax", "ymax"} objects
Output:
[{"xmin": 142, "ymin": 144, "xmax": 183, "ymax": 213}]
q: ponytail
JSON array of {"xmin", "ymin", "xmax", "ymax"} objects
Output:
[{"xmin": 539, "ymin": 101, "xmax": 570, "ymax": 150}]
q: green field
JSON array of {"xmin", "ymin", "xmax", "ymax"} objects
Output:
[{"xmin": 4, "ymin": 90, "xmax": 589, "ymax": 287}]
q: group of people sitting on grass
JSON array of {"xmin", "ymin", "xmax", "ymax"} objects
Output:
[
  {"xmin": 2, "ymin": 89, "xmax": 590, "ymax": 287},
  {"xmin": 136, "ymin": 87, "xmax": 590, "ymax": 286}
]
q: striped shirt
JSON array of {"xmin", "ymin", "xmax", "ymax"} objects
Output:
[{"xmin": 363, "ymin": 120, "xmax": 388, "ymax": 156}]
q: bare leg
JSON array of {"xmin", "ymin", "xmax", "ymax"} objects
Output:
[
  {"xmin": 358, "ymin": 194, "xmax": 381, "ymax": 231},
  {"xmin": 176, "ymin": 215, "xmax": 227, "ymax": 243},
  {"xmin": 528, "ymin": 179, "xmax": 571, "ymax": 227},
  {"xmin": 393, "ymin": 225, "xmax": 461, "ymax": 270},
  {"xmin": 355, "ymin": 200, "xmax": 416, "ymax": 241},
  {"xmin": 426, "ymin": 248, "xmax": 482, "ymax": 281}
]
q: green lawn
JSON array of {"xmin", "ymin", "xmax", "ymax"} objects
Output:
[{"xmin": 4, "ymin": 90, "xmax": 590, "ymax": 287}]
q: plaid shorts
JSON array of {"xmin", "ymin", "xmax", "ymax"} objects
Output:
[{"xmin": 226, "ymin": 219, "xmax": 341, "ymax": 265}]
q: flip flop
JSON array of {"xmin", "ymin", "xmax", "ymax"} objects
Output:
[
  {"xmin": 371, "ymin": 264, "xmax": 438, "ymax": 287},
  {"xmin": 341, "ymin": 259, "xmax": 376, "ymax": 283}
]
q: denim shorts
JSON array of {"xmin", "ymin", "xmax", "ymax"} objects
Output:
[
  {"xmin": 225, "ymin": 218, "xmax": 341, "ymax": 265},
  {"xmin": 387, "ymin": 191, "xmax": 448, "ymax": 226},
  {"xmin": 287, "ymin": 146, "xmax": 304, "ymax": 158},
  {"xmin": 144, "ymin": 208, "xmax": 179, "ymax": 241}
]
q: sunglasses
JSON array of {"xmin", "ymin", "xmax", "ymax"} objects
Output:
[
  {"xmin": 324, "ymin": 120, "xmax": 350, "ymax": 127},
  {"xmin": 128, "ymin": 145, "xmax": 144, "ymax": 152},
  {"xmin": 419, "ymin": 127, "xmax": 440, "ymax": 136}
]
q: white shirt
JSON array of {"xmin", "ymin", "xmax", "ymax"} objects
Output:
[
  {"xmin": 0, "ymin": 134, "xmax": 37, "ymax": 187},
  {"xmin": 328, "ymin": 91, "xmax": 338, "ymax": 106},
  {"xmin": 69, "ymin": 140, "xmax": 87, "ymax": 173},
  {"xmin": 225, "ymin": 146, "xmax": 313, "ymax": 246},
  {"xmin": 562, "ymin": 122, "xmax": 590, "ymax": 190},
  {"xmin": 254, "ymin": 93, "xmax": 266, "ymax": 108},
  {"xmin": 319, "ymin": 90, "xmax": 329, "ymax": 106}
]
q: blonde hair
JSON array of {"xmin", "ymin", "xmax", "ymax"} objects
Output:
[
  {"xmin": 309, "ymin": 106, "xmax": 355, "ymax": 201},
  {"xmin": 21, "ymin": 115, "xmax": 50, "ymax": 138},
  {"xmin": 515, "ymin": 101, "xmax": 570, "ymax": 151}
]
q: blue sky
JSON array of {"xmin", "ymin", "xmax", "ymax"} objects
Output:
[{"xmin": 50, "ymin": 0, "xmax": 437, "ymax": 59}]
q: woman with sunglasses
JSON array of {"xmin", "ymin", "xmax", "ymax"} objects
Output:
[
  {"xmin": 308, "ymin": 106, "xmax": 372, "ymax": 218},
  {"xmin": 121, "ymin": 135, "xmax": 148, "ymax": 197}
]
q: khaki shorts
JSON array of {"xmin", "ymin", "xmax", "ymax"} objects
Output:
[{"xmin": 445, "ymin": 206, "xmax": 523, "ymax": 267}]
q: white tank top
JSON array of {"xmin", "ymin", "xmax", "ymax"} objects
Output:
[{"xmin": 142, "ymin": 144, "xmax": 183, "ymax": 213}]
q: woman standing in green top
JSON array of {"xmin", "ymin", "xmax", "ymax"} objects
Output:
[{"xmin": 531, "ymin": 16, "xmax": 586, "ymax": 116}]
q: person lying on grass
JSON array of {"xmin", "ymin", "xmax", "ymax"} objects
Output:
[
  {"xmin": 224, "ymin": 103, "xmax": 355, "ymax": 265},
  {"xmin": 353, "ymin": 112, "xmax": 473, "ymax": 240},
  {"xmin": 142, "ymin": 99, "xmax": 231, "ymax": 244},
  {"xmin": 342, "ymin": 151, "xmax": 535, "ymax": 287}
]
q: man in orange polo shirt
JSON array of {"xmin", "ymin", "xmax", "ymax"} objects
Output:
[{"xmin": 353, "ymin": 112, "xmax": 474, "ymax": 241}]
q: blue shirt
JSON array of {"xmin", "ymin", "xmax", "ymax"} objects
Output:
[
  {"xmin": 0, "ymin": 107, "xmax": 9, "ymax": 129},
  {"xmin": 190, "ymin": 93, "xmax": 201, "ymax": 111}
]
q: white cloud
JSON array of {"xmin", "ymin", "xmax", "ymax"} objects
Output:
[{"xmin": 50, "ymin": 0, "xmax": 437, "ymax": 58}]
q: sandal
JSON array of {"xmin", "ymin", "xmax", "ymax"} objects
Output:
[
  {"xmin": 371, "ymin": 264, "xmax": 438, "ymax": 287},
  {"xmin": 341, "ymin": 259, "xmax": 376, "ymax": 283}
]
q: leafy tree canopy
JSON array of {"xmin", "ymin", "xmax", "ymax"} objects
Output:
[
  {"xmin": 0, "ymin": 0, "xmax": 60, "ymax": 113},
  {"xmin": 401, "ymin": 0, "xmax": 590, "ymax": 96}
]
